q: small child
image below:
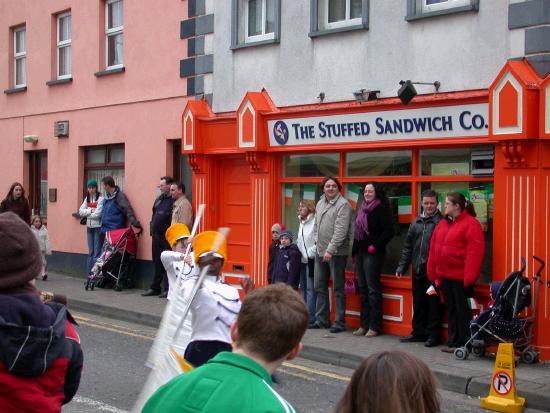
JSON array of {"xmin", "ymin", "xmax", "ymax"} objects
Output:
[
  {"xmin": 272, "ymin": 230, "xmax": 302, "ymax": 289},
  {"xmin": 267, "ymin": 223, "xmax": 285, "ymax": 284},
  {"xmin": 161, "ymin": 223, "xmax": 199, "ymax": 298},
  {"xmin": 30, "ymin": 215, "xmax": 51, "ymax": 281}
]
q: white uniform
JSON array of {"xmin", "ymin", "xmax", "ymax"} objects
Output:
[{"xmin": 161, "ymin": 251, "xmax": 199, "ymax": 300}]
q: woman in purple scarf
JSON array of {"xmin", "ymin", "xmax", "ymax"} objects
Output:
[{"xmin": 351, "ymin": 182, "xmax": 394, "ymax": 338}]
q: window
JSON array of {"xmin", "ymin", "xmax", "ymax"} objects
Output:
[
  {"xmin": 246, "ymin": 0, "xmax": 275, "ymax": 42},
  {"xmin": 14, "ymin": 26, "xmax": 26, "ymax": 87},
  {"xmin": 84, "ymin": 145, "xmax": 125, "ymax": 190},
  {"xmin": 57, "ymin": 13, "xmax": 72, "ymax": 79},
  {"xmin": 279, "ymin": 146, "xmax": 494, "ymax": 281},
  {"xmin": 406, "ymin": 0, "xmax": 478, "ymax": 21},
  {"xmin": 105, "ymin": 0, "xmax": 123, "ymax": 68},
  {"xmin": 310, "ymin": 0, "xmax": 368, "ymax": 37},
  {"xmin": 231, "ymin": 0, "xmax": 281, "ymax": 49}
]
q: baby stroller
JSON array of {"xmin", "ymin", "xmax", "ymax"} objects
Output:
[
  {"xmin": 454, "ymin": 256, "xmax": 545, "ymax": 364},
  {"xmin": 85, "ymin": 227, "xmax": 138, "ymax": 292}
]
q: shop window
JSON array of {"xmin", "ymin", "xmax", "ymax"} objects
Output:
[
  {"xmin": 281, "ymin": 183, "xmax": 324, "ymax": 236},
  {"xmin": 56, "ymin": 12, "xmax": 72, "ymax": 79},
  {"xmin": 406, "ymin": 0, "xmax": 478, "ymax": 21},
  {"xmin": 84, "ymin": 145, "xmax": 125, "ymax": 190},
  {"xmin": 105, "ymin": 0, "xmax": 123, "ymax": 68},
  {"xmin": 345, "ymin": 150, "xmax": 412, "ymax": 177},
  {"xmin": 231, "ymin": 0, "xmax": 281, "ymax": 49},
  {"xmin": 420, "ymin": 181, "xmax": 494, "ymax": 283},
  {"xmin": 28, "ymin": 151, "xmax": 48, "ymax": 217},
  {"xmin": 347, "ymin": 182, "xmax": 412, "ymax": 274},
  {"xmin": 283, "ymin": 153, "xmax": 339, "ymax": 178},
  {"xmin": 13, "ymin": 26, "xmax": 26, "ymax": 87},
  {"xmin": 310, "ymin": 0, "xmax": 368, "ymax": 37},
  {"xmin": 420, "ymin": 148, "xmax": 471, "ymax": 176}
]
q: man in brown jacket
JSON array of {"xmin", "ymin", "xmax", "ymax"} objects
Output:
[
  {"xmin": 170, "ymin": 182, "xmax": 193, "ymax": 229},
  {"xmin": 311, "ymin": 176, "xmax": 352, "ymax": 333}
]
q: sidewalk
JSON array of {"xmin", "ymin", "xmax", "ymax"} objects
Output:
[{"xmin": 44, "ymin": 272, "xmax": 550, "ymax": 411}]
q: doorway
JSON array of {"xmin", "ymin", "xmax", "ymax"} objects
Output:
[{"xmin": 28, "ymin": 151, "xmax": 48, "ymax": 217}]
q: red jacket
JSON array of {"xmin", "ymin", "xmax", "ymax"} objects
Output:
[{"xmin": 427, "ymin": 210, "xmax": 485, "ymax": 287}]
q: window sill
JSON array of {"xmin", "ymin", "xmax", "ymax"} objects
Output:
[
  {"xmin": 309, "ymin": 23, "xmax": 368, "ymax": 38},
  {"xmin": 231, "ymin": 38, "xmax": 279, "ymax": 51},
  {"xmin": 94, "ymin": 66, "xmax": 125, "ymax": 77},
  {"xmin": 46, "ymin": 77, "xmax": 73, "ymax": 86},
  {"xmin": 405, "ymin": 4, "xmax": 479, "ymax": 22},
  {"xmin": 4, "ymin": 86, "xmax": 27, "ymax": 95}
]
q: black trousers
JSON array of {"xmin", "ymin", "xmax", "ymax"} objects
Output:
[
  {"xmin": 356, "ymin": 251, "xmax": 384, "ymax": 332},
  {"xmin": 150, "ymin": 232, "xmax": 170, "ymax": 292},
  {"xmin": 440, "ymin": 279, "xmax": 471, "ymax": 347},
  {"xmin": 411, "ymin": 274, "xmax": 442, "ymax": 341},
  {"xmin": 184, "ymin": 340, "xmax": 232, "ymax": 368}
]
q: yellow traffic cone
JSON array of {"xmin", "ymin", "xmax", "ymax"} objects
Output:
[{"xmin": 480, "ymin": 343, "xmax": 525, "ymax": 413}]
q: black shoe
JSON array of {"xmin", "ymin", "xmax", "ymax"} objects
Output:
[
  {"xmin": 159, "ymin": 292, "xmax": 168, "ymax": 298},
  {"xmin": 329, "ymin": 325, "xmax": 346, "ymax": 334},
  {"xmin": 400, "ymin": 334, "xmax": 426, "ymax": 343},
  {"xmin": 308, "ymin": 322, "xmax": 329, "ymax": 329},
  {"xmin": 141, "ymin": 289, "xmax": 160, "ymax": 297},
  {"xmin": 424, "ymin": 337, "xmax": 439, "ymax": 347}
]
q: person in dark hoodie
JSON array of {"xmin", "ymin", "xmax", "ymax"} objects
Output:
[
  {"xmin": 272, "ymin": 230, "xmax": 302, "ymax": 289},
  {"xmin": 0, "ymin": 212, "xmax": 83, "ymax": 413},
  {"xmin": 267, "ymin": 223, "xmax": 285, "ymax": 284}
]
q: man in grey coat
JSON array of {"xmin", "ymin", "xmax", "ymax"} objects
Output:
[{"xmin": 311, "ymin": 177, "xmax": 352, "ymax": 333}]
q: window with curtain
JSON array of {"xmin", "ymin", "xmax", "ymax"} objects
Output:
[
  {"xmin": 84, "ymin": 145, "xmax": 125, "ymax": 191},
  {"xmin": 313, "ymin": 0, "xmax": 364, "ymax": 32},
  {"xmin": 106, "ymin": 0, "xmax": 123, "ymax": 68},
  {"xmin": 14, "ymin": 26, "xmax": 26, "ymax": 87},
  {"xmin": 57, "ymin": 12, "xmax": 72, "ymax": 79}
]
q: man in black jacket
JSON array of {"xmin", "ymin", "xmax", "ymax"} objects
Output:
[
  {"xmin": 143, "ymin": 176, "xmax": 174, "ymax": 298},
  {"xmin": 395, "ymin": 189, "xmax": 442, "ymax": 347}
]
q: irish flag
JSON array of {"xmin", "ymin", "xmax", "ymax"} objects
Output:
[
  {"xmin": 346, "ymin": 184, "xmax": 362, "ymax": 210},
  {"xmin": 302, "ymin": 184, "xmax": 316, "ymax": 201},
  {"xmin": 398, "ymin": 196, "xmax": 412, "ymax": 224},
  {"xmin": 284, "ymin": 186, "xmax": 294, "ymax": 206}
]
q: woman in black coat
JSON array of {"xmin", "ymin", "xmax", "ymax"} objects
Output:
[{"xmin": 352, "ymin": 182, "xmax": 394, "ymax": 337}]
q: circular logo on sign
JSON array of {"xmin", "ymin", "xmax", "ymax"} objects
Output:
[
  {"xmin": 273, "ymin": 121, "xmax": 289, "ymax": 146},
  {"xmin": 492, "ymin": 371, "xmax": 513, "ymax": 395}
]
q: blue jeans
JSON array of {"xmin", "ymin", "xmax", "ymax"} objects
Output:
[
  {"xmin": 314, "ymin": 254, "xmax": 347, "ymax": 328},
  {"xmin": 87, "ymin": 227, "xmax": 104, "ymax": 274},
  {"xmin": 300, "ymin": 260, "xmax": 317, "ymax": 323}
]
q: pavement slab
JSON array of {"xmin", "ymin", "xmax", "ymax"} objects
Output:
[{"xmin": 41, "ymin": 271, "xmax": 550, "ymax": 411}]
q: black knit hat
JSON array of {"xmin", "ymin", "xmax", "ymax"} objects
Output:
[
  {"xmin": 0, "ymin": 212, "xmax": 42, "ymax": 291},
  {"xmin": 279, "ymin": 230, "xmax": 294, "ymax": 242}
]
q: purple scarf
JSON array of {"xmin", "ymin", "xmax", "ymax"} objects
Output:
[{"xmin": 354, "ymin": 199, "xmax": 381, "ymax": 241}]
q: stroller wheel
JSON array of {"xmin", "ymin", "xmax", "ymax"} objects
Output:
[
  {"xmin": 521, "ymin": 348, "xmax": 539, "ymax": 364},
  {"xmin": 454, "ymin": 347, "xmax": 469, "ymax": 360},
  {"xmin": 91, "ymin": 283, "xmax": 95, "ymax": 291},
  {"xmin": 85, "ymin": 284, "xmax": 89, "ymax": 291},
  {"xmin": 472, "ymin": 346, "xmax": 485, "ymax": 357},
  {"xmin": 114, "ymin": 284, "xmax": 122, "ymax": 292}
]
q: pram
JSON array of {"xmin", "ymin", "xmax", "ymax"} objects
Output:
[
  {"xmin": 85, "ymin": 227, "xmax": 138, "ymax": 292},
  {"xmin": 454, "ymin": 256, "xmax": 545, "ymax": 364}
]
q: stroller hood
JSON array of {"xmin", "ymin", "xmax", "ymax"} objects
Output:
[{"xmin": 106, "ymin": 227, "xmax": 137, "ymax": 255}]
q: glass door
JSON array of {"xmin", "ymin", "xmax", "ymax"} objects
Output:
[{"xmin": 28, "ymin": 151, "xmax": 48, "ymax": 217}]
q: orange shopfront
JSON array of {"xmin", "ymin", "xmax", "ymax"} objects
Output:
[{"xmin": 182, "ymin": 60, "xmax": 550, "ymax": 360}]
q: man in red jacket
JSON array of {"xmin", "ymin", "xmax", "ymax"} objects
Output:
[
  {"xmin": 427, "ymin": 192, "xmax": 485, "ymax": 353},
  {"xmin": 0, "ymin": 212, "xmax": 83, "ymax": 413}
]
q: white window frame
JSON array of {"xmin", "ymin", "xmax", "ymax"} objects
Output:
[
  {"xmin": 244, "ymin": 0, "xmax": 275, "ymax": 43},
  {"xmin": 57, "ymin": 12, "xmax": 72, "ymax": 79},
  {"xmin": 105, "ymin": 0, "xmax": 124, "ymax": 69},
  {"xmin": 14, "ymin": 26, "xmax": 26, "ymax": 87},
  {"xmin": 325, "ymin": 0, "xmax": 362, "ymax": 30},
  {"xmin": 422, "ymin": 0, "xmax": 470, "ymax": 13}
]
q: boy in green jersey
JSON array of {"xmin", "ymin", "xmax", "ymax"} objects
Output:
[{"xmin": 142, "ymin": 283, "xmax": 308, "ymax": 413}]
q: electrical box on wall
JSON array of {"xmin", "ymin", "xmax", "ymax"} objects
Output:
[
  {"xmin": 54, "ymin": 121, "xmax": 69, "ymax": 138},
  {"xmin": 48, "ymin": 188, "xmax": 57, "ymax": 202},
  {"xmin": 471, "ymin": 145, "xmax": 494, "ymax": 176}
]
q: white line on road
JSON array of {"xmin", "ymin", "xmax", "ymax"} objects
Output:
[{"xmin": 71, "ymin": 395, "xmax": 129, "ymax": 413}]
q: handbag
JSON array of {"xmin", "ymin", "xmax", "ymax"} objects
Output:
[
  {"xmin": 80, "ymin": 216, "xmax": 87, "ymax": 225},
  {"xmin": 344, "ymin": 278, "xmax": 359, "ymax": 295}
]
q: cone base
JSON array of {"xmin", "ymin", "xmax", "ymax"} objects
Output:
[{"xmin": 480, "ymin": 396, "xmax": 525, "ymax": 413}]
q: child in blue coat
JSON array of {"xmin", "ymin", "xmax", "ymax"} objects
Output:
[{"xmin": 272, "ymin": 230, "xmax": 302, "ymax": 289}]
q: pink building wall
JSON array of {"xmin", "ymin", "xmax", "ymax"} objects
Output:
[{"xmin": 0, "ymin": 0, "xmax": 189, "ymax": 265}]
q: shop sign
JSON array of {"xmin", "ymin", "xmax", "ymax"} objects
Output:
[{"xmin": 268, "ymin": 103, "xmax": 488, "ymax": 147}]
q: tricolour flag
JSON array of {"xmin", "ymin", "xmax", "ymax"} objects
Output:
[
  {"xmin": 346, "ymin": 184, "xmax": 362, "ymax": 210},
  {"xmin": 284, "ymin": 186, "xmax": 294, "ymax": 206},
  {"xmin": 302, "ymin": 184, "xmax": 316, "ymax": 201}
]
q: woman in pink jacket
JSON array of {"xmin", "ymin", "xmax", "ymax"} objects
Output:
[{"xmin": 427, "ymin": 192, "xmax": 484, "ymax": 353}]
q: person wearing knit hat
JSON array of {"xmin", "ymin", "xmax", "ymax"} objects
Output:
[
  {"xmin": 268, "ymin": 222, "xmax": 286, "ymax": 284},
  {"xmin": 0, "ymin": 212, "xmax": 83, "ymax": 411},
  {"xmin": 271, "ymin": 230, "xmax": 302, "ymax": 289},
  {"xmin": 169, "ymin": 230, "xmax": 241, "ymax": 368},
  {"xmin": 79, "ymin": 178, "xmax": 104, "ymax": 275}
]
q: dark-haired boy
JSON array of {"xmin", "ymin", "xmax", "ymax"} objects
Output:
[
  {"xmin": 142, "ymin": 284, "xmax": 308, "ymax": 413},
  {"xmin": 395, "ymin": 189, "xmax": 442, "ymax": 347}
]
